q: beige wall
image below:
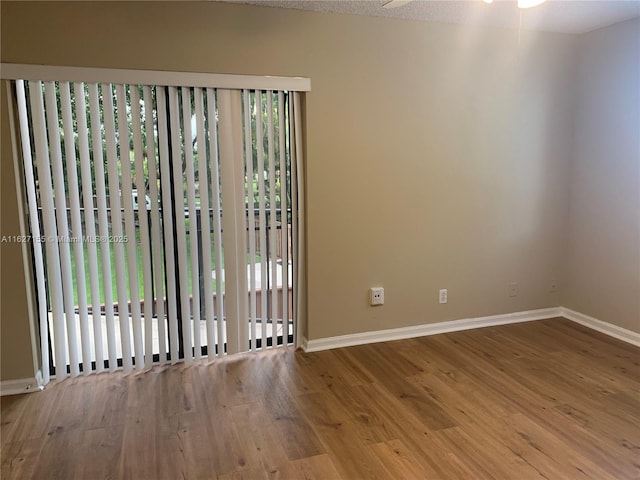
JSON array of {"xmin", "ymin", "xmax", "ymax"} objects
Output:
[
  {"xmin": 1, "ymin": 1, "xmax": 579, "ymax": 379},
  {"xmin": 1, "ymin": 80, "xmax": 38, "ymax": 380},
  {"xmin": 563, "ymin": 18, "xmax": 640, "ymax": 333}
]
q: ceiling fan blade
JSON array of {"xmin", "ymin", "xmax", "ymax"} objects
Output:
[{"xmin": 383, "ymin": 0, "xmax": 414, "ymax": 9}]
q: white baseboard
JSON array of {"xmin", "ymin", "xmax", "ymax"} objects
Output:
[
  {"xmin": 560, "ymin": 307, "xmax": 640, "ymax": 348},
  {"xmin": 0, "ymin": 370, "xmax": 44, "ymax": 396},
  {"xmin": 303, "ymin": 307, "xmax": 562, "ymax": 353}
]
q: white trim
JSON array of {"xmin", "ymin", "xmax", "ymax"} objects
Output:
[
  {"xmin": 0, "ymin": 63, "xmax": 311, "ymax": 91},
  {"xmin": 560, "ymin": 307, "xmax": 640, "ymax": 348},
  {"xmin": 6, "ymin": 82, "xmax": 42, "ymax": 382},
  {"xmin": 292, "ymin": 92, "xmax": 306, "ymax": 349},
  {"xmin": 0, "ymin": 371, "xmax": 44, "ymax": 396},
  {"xmin": 303, "ymin": 308, "xmax": 562, "ymax": 352}
]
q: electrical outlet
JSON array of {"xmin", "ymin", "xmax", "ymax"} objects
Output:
[
  {"xmin": 439, "ymin": 289, "xmax": 448, "ymax": 304},
  {"xmin": 370, "ymin": 287, "xmax": 384, "ymax": 306},
  {"xmin": 509, "ymin": 282, "xmax": 518, "ymax": 297}
]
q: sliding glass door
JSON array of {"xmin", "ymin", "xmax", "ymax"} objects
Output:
[{"xmin": 8, "ymin": 69, "xmax": 305, "ymax": 382}]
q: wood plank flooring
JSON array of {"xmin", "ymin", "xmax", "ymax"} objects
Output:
[{"xmin": 1, "ymin": 318, "xmax": 639, "ymax": 479}]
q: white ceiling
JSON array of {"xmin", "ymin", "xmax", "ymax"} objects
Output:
[{"xmin": 219, "ymin": 0, "xmax": 640, "ymax": 34}]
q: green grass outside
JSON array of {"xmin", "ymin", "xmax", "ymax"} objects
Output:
[
  {"xmin": 67, "ymin": 217, "xmax": 264, "ymax": 309},
  {"xmin": 68, "ymin": 217, "xmax": 223, "ymax": 308}
]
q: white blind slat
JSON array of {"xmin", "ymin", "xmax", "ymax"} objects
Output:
[
  {"xmin": 45, "ymin": 82, "xmax": 80, "ymax": 376},
  {"xmin": 168, "ymin": 87, "xmax": 193, "ymax": 363},
  {"xmin": 15, "ymin": 81, "xmax": 51, "ymax": 382},
  {"xmin": 266, "ymin": 91, "xmax": 279, "ymax": 348},
  {"xmin": 129, "ymin": 85, "xmax": 153, "ymax": 369},
  {"xmin": 30, "ymin": 82, "xmax": 69, "ymax": 378},
  {"xmin": 218, "ymin": 90, "xmax": 251, "ymax": 355},
  {"xmin": 255, "ymin": 93, "xmax": 268, "ymax": 349},
  {"xmin": 143, "ymin": 85, "xmax": 167, "ymax": 364},
  {"xmin": 243, "ymin": 90, "xmax": 258, "ymax": 352},
  {"xmin": 130, "ymin": 86, "xmax": 154, "ymax": 369},
  {"xmin": 156, "ymin": 87, "xmax": 180, "ymax": 364},
  {"xmin": 115, "ymin": 85, "xmax": 144, "ymax": 370},
  {"xmin": 102, "ymin": 83, "xmax": 133, "ymax": 371},
  {"xmin": 182, "ymin": 87, "xmax": 201, "ymax": 359},
  {"xmin": 217, "ymin": 90, "xmax": 237, "ymax": 353},
  {"xmin": 60, "ymin": 82, "xmax": 92, "ymax": 373},
  {"xmin": 278, "ymin": 91, "xmax": 289, "ymax": 343},
  {"xmin": 207, "ymin": 88, "xmax": 225, "ymax": 357},
  {"xmin": 195, "ymin": 88, "xmax": 216, "ymax": 356},
  {"xmin": 89, "ymin": 84, "xmax": 118, "ymax": 370},
  {"xmin": 233, "ymin": 91, "xmax": 249, "ymax": 352},
  {"xmin": 75, "ymin": 82, "xmax": 105, "ymax": 372}
]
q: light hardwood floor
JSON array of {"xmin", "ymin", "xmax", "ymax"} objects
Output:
[{"xmin": 1, "ymin": 318, "xmax": 639, "ymax": 479}]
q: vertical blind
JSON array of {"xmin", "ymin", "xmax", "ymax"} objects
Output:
[{"xmin": 9, "ymin": 69, "xmax": 307, "ymax": 382}]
